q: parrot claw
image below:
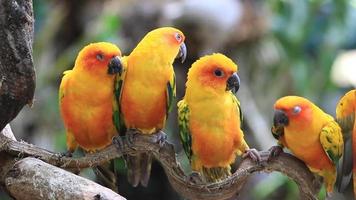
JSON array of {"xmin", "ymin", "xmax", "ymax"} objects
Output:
[
  {"xmin": 325, "ymin": 192, "xmax": 332, "ymax": 199},
  {"xmin": 243, "ymin": 148, "xmax": 261, "ymax": 163},
  {"xmin": 126, "ymin": 129, "xmax": 139, "ymax": 148},
  {"xmin": 112, "ymin": 135, "xmax": 126, "ymax": 152},
  {"xmin": 268, "ymin": 145, "xmax": 284, "ymax": 160},
  {"xmin": 188, "ymin": 171, "xmax": 203, "ymax": 184},
  {"xmin": 60, "ymin": 150, "xmax": 73, "ymax": 158},
  {"xmin": 153, "ymin": 131, "xmax": 167, "ymax": 147}
]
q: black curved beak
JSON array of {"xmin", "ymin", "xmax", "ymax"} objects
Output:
[
  {"xmin": 108, "ymin": 56, "xmax": 122, "ymax": 75},
  {"xmin": 226, "ymin": 72, "xmax": 240, "ymax": 93},
  {"xmin": 176, "ymin": 42, "xmax": 187, "ymax": 63},
  {"xmin": 273, "ymin": 110, "xmax": 289, "ymax": 127}
]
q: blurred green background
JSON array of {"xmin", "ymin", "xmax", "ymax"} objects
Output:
[{"xmin": 6, "ymin": 0, "xmax": 356, "ymax": 199}]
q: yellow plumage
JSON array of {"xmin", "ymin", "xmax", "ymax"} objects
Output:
[
  {"xmin": 178, "ymin": 53, "xmax": 250, "ymax": 182},
  {"xmin": 115, "ymin": 27, "xmax": 186, "ymax": 187},
  {"xmin": 272, "ymin": 96, "xmax": 343, "ymax": 194}
]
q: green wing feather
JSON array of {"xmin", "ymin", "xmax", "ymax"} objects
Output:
[
  {"xmin": 177, "ymin": 99, "xmax": 192, "ymax": 161},
  {"xmin": 320, "ymin": 120, "xmax": 344, "ymax": 165},
  {"xmin": 166, "ymin": 73, "xmax": 176, "ymax": 117},
  {"xmin": 271, "ymin": 125, "xmax": 285, "ymax": 140},
  {"xmin": 336, "ymin": 114, "xmax": 355, "ymax": 139},
  {"xmin": 230, "ymin": 92, "xmax": 243, "ymax": 126},
  {"xmin": 113, "ymin": 57, "xmax": 127, "ymax": 135}
]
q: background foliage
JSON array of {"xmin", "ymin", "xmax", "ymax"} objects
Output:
[{"xmin": 5, "ymin": 0, "xmax": 356, "ymax": 199}]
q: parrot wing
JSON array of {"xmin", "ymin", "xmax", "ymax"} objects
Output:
[
  {"xmin": 177, "ymin": 99, "xmax": 193, "ymax": 161},
  {"xmin": 336, "ymin": 113, "xmax": 355, "ymax": 139},
  {"xmin": 96, "ymin": 57, "xmax": 128, "ymax": 191},
  {"xmin": 271, "ymin": 126, "xmax": 287, "ymax": 147},
  {"xmin": 320, "ymin": 120, "xmax": 343, "ymax": 165},
  {"xmin": 166, "ymin": 73, "xmax": 176, "ymax": 116},
  {"xmin": 59, "ymin": 70, "xmax": 79, "ymax": 152},
  {"xmin": 58, "ymin": 70, "xmax": 72, "ymax": 102},
  {"xmin": 271, "ymin": 126, "xmax": 284, "ymax": 140},
  {"xmin": 113, "ymin": 56, "xmax": 127, "ymax": 134},
  {"xmin": 231, "ymin": 92, "xmax": 243, "ymax": 126},
  {"xmin": 270, "ymin": 116, "xmax": 287, "ymax": 147}
]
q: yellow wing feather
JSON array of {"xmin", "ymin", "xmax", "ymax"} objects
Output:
[
  {"xmin": 58, "ymin": 70, "xmax": 72, "ymax": 102},
  {"xmin": 319, "ymin": 120, "xmax": 344, "ymax": 165}
]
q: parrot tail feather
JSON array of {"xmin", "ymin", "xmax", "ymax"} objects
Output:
[
  {"xmin": 201, "ymin": 166, "xmax": 231, "ymax": 183},
  {"xmin": 126, "ymin": 153, "xmax": 153, "ymax": 187},
  {"xmin": 140, "ymin": 153, "xmax": 153, "ymax": 187},
  {"xmin": 93, "ymin": 162, "xmax": 118, "ymax": 192}
]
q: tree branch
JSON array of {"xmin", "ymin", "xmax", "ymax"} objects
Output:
[
  {"xmin": 5, "ymin": 157, "xmax": 125, "ymax": 200},
  {"xmin": 0, "ymin": 0, "xmax": 36, "ymax": 130},
  {"xmin": 0, "ymin": 130, "xmax": 320, "ymax": 200},
  {"xmin": 0, "ymin": 125, "xmax": 126, "ymax": 200}
]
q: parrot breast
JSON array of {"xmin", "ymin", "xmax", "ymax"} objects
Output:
[
  {"xmin": 283, "ymin": 115, "xmax": 334, "ymax": 171},
  {"xmin": 120, "ymin": 55, "xmax": 173, "ymax": 134},
  {"xmin": 189, "ymin": 94, "xmax": 244, "ymax": 169},
  {"xmin": 60, "ymin": 71, "xmax": 117, "ymax": 151}
]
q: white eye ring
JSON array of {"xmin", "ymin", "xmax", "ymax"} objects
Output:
[
  {"xmin": 96, "ymin": 53, "xmax": 104, "ymax": 61},
  {"xmin": 175, "ymin": 33, "xmax": 182, "ymax": 42},
  {"xmin": 292, "ymin": 106, "xmax": 302, "ymax": 114}
]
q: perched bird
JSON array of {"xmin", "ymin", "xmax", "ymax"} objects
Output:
[
  {"xmin": 177, "ymin": 53, "xmax": 260, "ymax": 183},
  {"xmin": 335, "ymin": 89, "xmax": 356, "ymax": 195},
  {"xmin": 270, "ymin": 96, "xmax": 343, "ymax": 194},
  {"xmin": 59, "ymin": 42, "xmax": 122, "ymax": 189},
  {"xmin": 114, "ymin": 27, "xmax": 187, "ymax": 187}
]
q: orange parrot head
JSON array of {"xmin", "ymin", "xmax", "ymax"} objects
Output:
[
  {"xmin": 273, "ymin": 96, "xmax": 314, "ymax": 130},
  {"xmin": 135, "ymin": 27, "xmax": 187, "ymax": 63},
  {"xmin": 336, "ymin": 90, "xmax": 356, "ymax": 133},
  {"xmin": 336, "ymin": 90, "xmax": 356, "ymax": 118},
  {"xmin": 187, "ymin": 53, "xmax": 240, "ymax": 94},
  {"xmin": 74, "ymin": 42, "xmax": 122, "ymax": 76}
]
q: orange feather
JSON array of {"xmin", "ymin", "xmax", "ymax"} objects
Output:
[{"xmin": 59, "ymin": 42, "xmax": 121, "ymax": 151}]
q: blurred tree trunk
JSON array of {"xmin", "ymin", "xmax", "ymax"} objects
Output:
[{"xmin": 0, "ymin": 0, "xmax": 35, "ymax": 130}]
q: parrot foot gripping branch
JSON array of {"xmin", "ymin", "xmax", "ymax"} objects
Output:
[{"xmin": 113, "ymin": 129, "xmax": 168, "ymax": 150}]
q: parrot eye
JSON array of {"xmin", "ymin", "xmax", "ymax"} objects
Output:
[
  {"xmin": 214, "ymin": 69, "xmax": 224, "ymax": 77},
  {"xmin": 96, "ymin": 53, "xmax": 104, "ymax": 61},
  {"xmin": 175, "ymin": 33, "xmax": 183, "ymax": 43},
  {"xmin": 292, "ymin": 106, "xmax": 302, "ymax": 114}
]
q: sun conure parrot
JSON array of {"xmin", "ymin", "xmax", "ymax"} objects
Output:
[
  {"xmin": 334, "ymin": 89, "xmax": 356, "ymax": 196},
  {"xmin": 59, "ymin": 42, "xmax": 123, "ymax": 190},
  {"xmin": 177, "ymin": 53, "xmax": 260, "ymax": 183},
  {"xmin": 270, "ymin": 96, "xmax": 344, "ymax": 194},
  {"xmin": 114, "ymin": 27, "xmax": 187, "ymax": 187}
]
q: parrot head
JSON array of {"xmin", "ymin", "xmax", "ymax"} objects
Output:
[
  {"xmin": 187, "ymin": 53, "xmax": 240, "ymax": 94},
  {"xmin": 75, "ymin": 42, "xmax": 122, "ymax": 76},
  {"xmin": 273, "ymin": 96, "xmax": 313, "ymax": 130},
  {"xmin": 336, "ymin": 90, "xmax": 356, "ymax": 132},
  {"xmin": 136, "ymin": 27, "xmax": 187, "ymax": 63},
  {"xmin": 336, "ymin": 90, "xmax": 356, "ymax": 118}
]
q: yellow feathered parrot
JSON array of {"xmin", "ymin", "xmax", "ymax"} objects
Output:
[
  {"xmin": 177, "ymin": 53, "xmax": 260, "ymax": 182},
  {"xmin": 335, "ymin": 89, "xmax": 356, "ymax": 196},
  {"xmin": 270, "ymin": 96, "xmax": 343, "ymax": 194},
  {"xmin": 59, "ymin": 42, "xmax": 123, "ymax": 190},
  {"xmin": 114, "ymin": 27, "xmax": 187, "ymax": 187}
]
